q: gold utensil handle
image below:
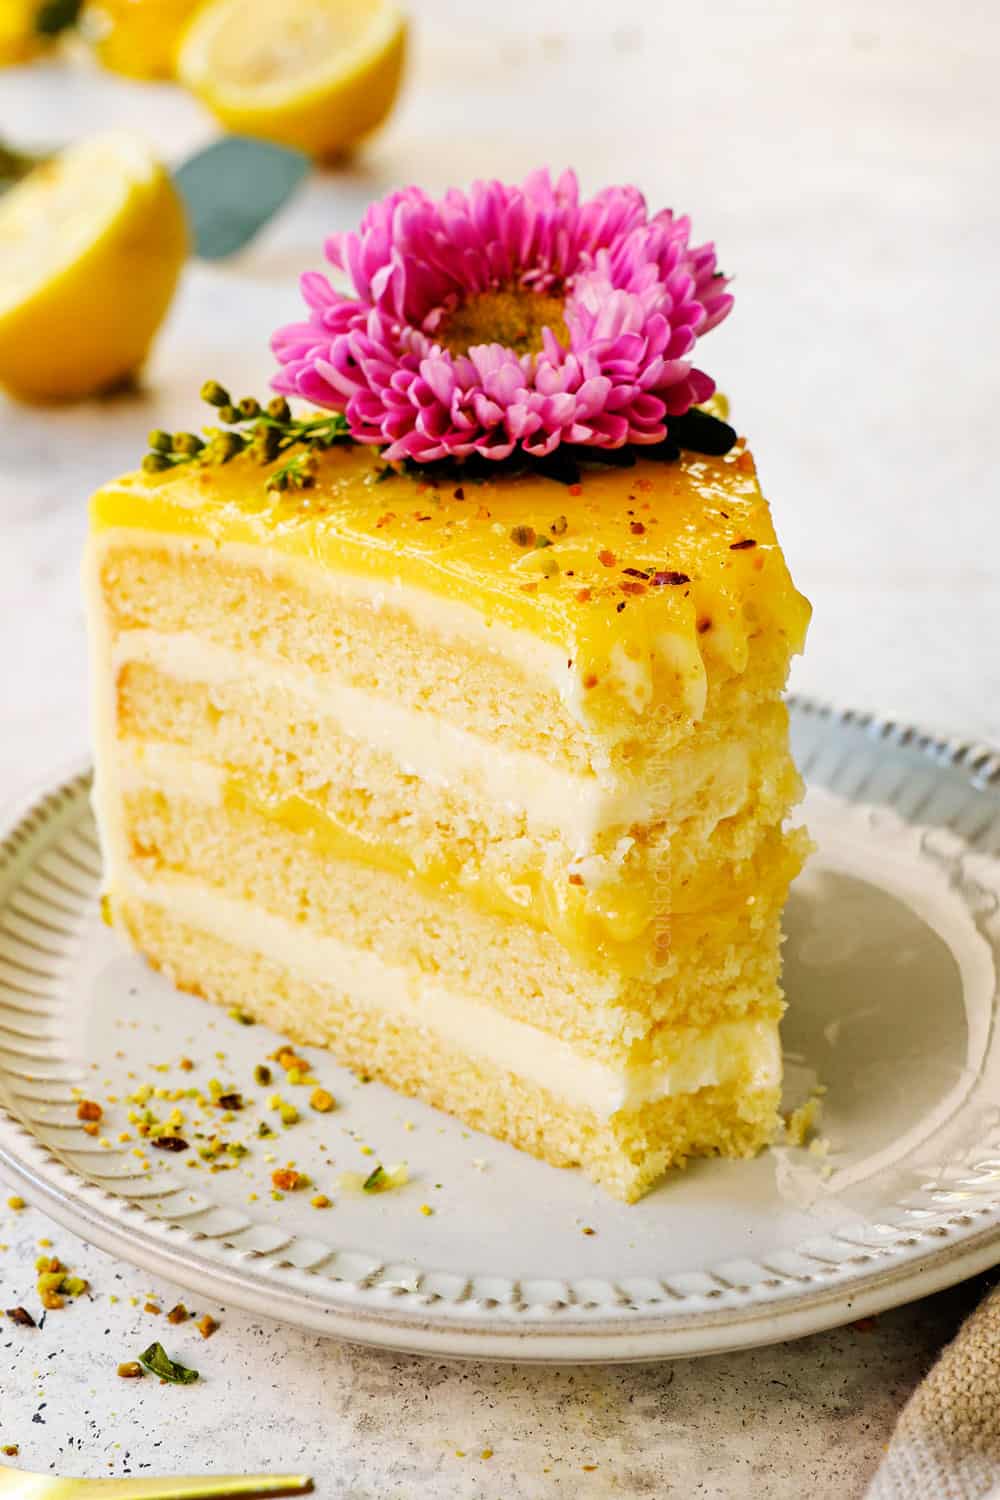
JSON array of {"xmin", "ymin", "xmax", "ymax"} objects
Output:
[
  {"xmin": 0, "ymin": 1473, "xmax": 312, "ymax": 1499},
  {"xmin": 87, "ymin": 1479, "xmax": 312, "ymax": 1500}
]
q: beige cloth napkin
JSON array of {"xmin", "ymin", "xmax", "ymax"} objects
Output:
[{"xmin": 866, "ymin": 1282, "xmax": 1000, "ymax": 1499}]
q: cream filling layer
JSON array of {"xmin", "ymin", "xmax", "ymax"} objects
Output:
[
  {"xmin": 109, "ymin": 629, "xmax": 752, "ymax": 845},
  {"xmin": 119, "ymin": 872, "xmax": 782, "ymax": 1117}
]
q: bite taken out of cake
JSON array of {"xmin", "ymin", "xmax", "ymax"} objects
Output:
[{"xmin": 84, "ymin": 169, "xmax": 811, "ymax": 1201}]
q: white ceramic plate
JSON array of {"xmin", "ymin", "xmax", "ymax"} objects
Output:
[{"xmin": 1, "ymin": 700, "xmax": 999, "ymax": 1362}]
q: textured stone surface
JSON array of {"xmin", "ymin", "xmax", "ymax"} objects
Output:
[
  {"xmin": 1, "ymin": 1, "xmax": 998, "ymax": 1495},
  {"xmin": 0, "ymin": 1201, "xmax": 992, "ymax": 1498}
]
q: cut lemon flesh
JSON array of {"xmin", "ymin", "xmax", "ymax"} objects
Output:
[
  {"xmin": 0, "ymin": 131, "xmax": 188, "ymax": 402},
  {"xmin": 178, "ymin": 0, "xmax": 406, "ymax": 157}
]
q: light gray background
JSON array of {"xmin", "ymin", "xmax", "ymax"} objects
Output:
[{"xmin": 1, "ymin": 1, "xmax": 998, "ymax": 1494}]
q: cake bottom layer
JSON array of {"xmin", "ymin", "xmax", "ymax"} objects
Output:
[{"xmin": 116, "ymin": 892, "xmax": 782, "ymax": 1201}]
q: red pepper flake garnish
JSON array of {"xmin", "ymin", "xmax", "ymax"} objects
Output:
[
  {"xmin": 598, "ymin": 549, "xmax": 616, "ymax": 567},
  {"xmin": 636, "ymin": 477, "xmax": 653, "ymax": 492},
  {"xmin": 567, "ymin": 483, "xmax": 582, "ymax": 496},
  {"xmin": 151, "ymin": 1136, "xmax": 189, "ymax": 1153},
  {"xmin": 453, "ymin": 486, "xmax": 465, "ymax": 500},
  {"xmin": 76, "ymin": 1100, "xmax": 102, "ymax": 1122},
  {"xmin": 575, "ymin": 587, "xmax": 592, "ymax": 603},
  {"xmin": 620, "ymin": 581, "xmax": 646, "ymax": 596},
  {"xmin": 5, "ymin": 1307, "xmax": 36, "ymax": 1328},
  {"xmin": 413, "ymin": 513, "xmax": 432, "ymax": 522},
  {"xmin": 622, "ymin": 566, "xmax": 649, "ymax": 579},
  {"xmin": 616, "ymin": 601, "xmax": 626, "ymax": 613},
  {"xmin": 629, "ymin": 520, "xmax": 645, "ymax": 535},
  {"xmin": 583, "ymin": 673, "xmax": 599, "ymax": 689},
  {"xmin": 568, "ymin": 873, "xmax": 584, "ymax": 887},
  {"xmin": 375, "ymin": 511, "xmax": 396, "ymax": 528},
  {"xmin": 475, "ymin": 504, "xmax": 491, "ymax": 519},
  {"xmin": 650, "ymin": 570, "xmax": 691, "ymax": 587},
  {"xmin": 730, "ymin": 538, "xmax": 757, "ymax": 550},
  {"xmin": 697, "ymin": 617, "xmax": 712, "ymax": 634}
]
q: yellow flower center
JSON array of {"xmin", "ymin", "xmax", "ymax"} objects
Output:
[{"xmin": 437, "ymin": 288, "xmax": 569, "ymax": 357}]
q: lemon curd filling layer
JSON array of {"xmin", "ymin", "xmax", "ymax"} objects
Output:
[
  {"xmin": 120, "ymin": 765, "xmax": 805, "ymax": 971},
  {"xmin": 90, "ymin": 441, "xmax": 811, "ymax": 728}
]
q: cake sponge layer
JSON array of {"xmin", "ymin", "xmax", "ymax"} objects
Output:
[
  {"xmin": 119, "ymin": 892, "xmax": 781, "ymax": 1202},
  {"xmin": 95, "ymin": 531, "xmax": 804, "ymax": 774}
]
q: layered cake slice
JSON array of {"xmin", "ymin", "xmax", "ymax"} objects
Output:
[{"xmin": 84, "ymin": 170, "xmax": 811, "ymax": 1200}]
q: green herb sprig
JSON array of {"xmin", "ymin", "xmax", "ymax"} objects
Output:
[{"xmin": 141, "ymin": 381, "xmax": 351, "ymax": 492}]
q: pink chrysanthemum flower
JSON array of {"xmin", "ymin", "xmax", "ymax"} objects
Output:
[{"xmin": 271, "ymin": 169, "xmax": 732, "ymax": 463}]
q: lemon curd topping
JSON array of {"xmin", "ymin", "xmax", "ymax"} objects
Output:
[{"xmin": 91, "ymin": 440, "xmax": 810, "ymax": 724}]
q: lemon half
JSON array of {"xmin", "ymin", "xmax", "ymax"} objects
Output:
[
  {"xmin": 178, "ymin": 0, "xmax": 407, "ymax": 159},
  {"xmin": 80, "ymin": 0, "xmax": 206, "ymax": 79},
  {"xmin": 0, "ymin": 131, "xmax": 188, "ymax": 402}
]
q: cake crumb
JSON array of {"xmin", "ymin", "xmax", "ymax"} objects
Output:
[{"xmin": 783, "ymin": 1093, "xmax": 823, "ymax": 1147}]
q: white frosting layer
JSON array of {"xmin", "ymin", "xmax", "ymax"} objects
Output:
[
  {"xmin": 121, "ymin": 872, "xmax": 781, "ymax": 1118},
  {"xmin": 109, "ymin": 628, "xmax": 752, "ymax": 846}
]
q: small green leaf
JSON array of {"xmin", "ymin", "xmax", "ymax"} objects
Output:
[
  {"xmin": 173, "ymin": 137, "xmax": 310, "ymax": 261},
  {"xmin": 138, "ymin": 1342, "xmax": 199, "ymax": 1385},
  {"xmin": 362, "ymin": 1165, "xmax": 387, "ymax": 1192}
]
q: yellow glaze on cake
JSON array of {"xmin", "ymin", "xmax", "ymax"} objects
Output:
[{"xmin": 91, "ymin": 440, "xmax": 810, "ymax": 727}]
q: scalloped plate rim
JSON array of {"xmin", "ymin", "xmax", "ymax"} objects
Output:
[{"xmin": 0, "ymin": 697, "xmax": 998, "ymax": 1363}]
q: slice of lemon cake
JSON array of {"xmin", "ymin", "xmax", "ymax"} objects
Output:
[{"xmin": 84, "ymin": 170, "xmax": 811, "ymax": 1200}]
